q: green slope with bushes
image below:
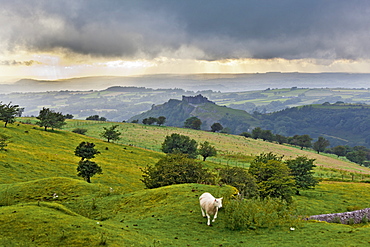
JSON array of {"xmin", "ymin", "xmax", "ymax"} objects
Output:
[{"xmin": 2, "ymin": 121, "xmax": 370, "ymax": 246}]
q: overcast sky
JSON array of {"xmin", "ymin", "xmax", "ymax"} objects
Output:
[{"xmin": 1, "ymin": 0, "xmax": 370, "ymax": 80}]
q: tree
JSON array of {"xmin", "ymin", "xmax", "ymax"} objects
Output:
[
  {"xmin": 184, "ymin": 117, "xmax": 202, "ymax": 130},
  {"xmin": 333, "ymin": 145, "xmax": 347, "ymax": 157},
  {"xmin": 346, "ymin": 150, "xmax": 367, "ymax": 165},
  {"xmin": 286, "ymin": 156, "xmax": 319, "ymax": 195},
  {"xmin": 0, "ymin": 102, "xmax": 20, "ymax": 127},
  {"xmin": 291, "ymin": 134, "xmax": 312, "ymax": 150},
  {"xmin": 253, "ymin": 152, "xmax": 283, "ymax": 164},
  {"xmin": 313, "ymin": 136, "xmax": 330, "ymax": 154},
  {"xmin": 100, "ymin": 125, "xmax": 121, "ymax": 142},
  {"xmin": 157, "ymin": 116, "xmax": 166, "ymax": 126},
  {"xmin": 211, "ymin": 122, "xmax": 223, "ymax": 132},
  {"xmin": 86, "ymin": 115, "xmax": 106, "ymax": 121},
  {"xmin": 275, "ymin": 134, "xmax": 288, "ymax": 145},
  {"xmin": 75, "ymin": 142, "xmax": 102, "ymax": 183},
  {"xmin": 260, "ymin": 129, "xmax": 275, "ymax": 142},
  {"xmin": 251, "ymin": 127, "xmax": 263, "ymax": 139},
  {"xmin": 74, "ymin": 142, "xmax": 100, "ymax": 161},
  {"xmin": 140, "ymin": 154, "xmax": 213, "ymax": 189},
  {"xmin": 161, "ymin": 133, "xmax": 198, "ymax": 159},
  {"xmin": 147, "ymin": 117, "xmax": 157, "ymax": 125},
  {"xmin": 77, "ymin": 160, "xmax": 102, "ymax": 183},
  {"xmin": 36, "ymin": 107, "xmax": 66, "ymax": 131},
  {"xmin": 219, "ymin": 166, "xmax": 258, "ymax": 198},
  {"xmin": 240, "ymin": 132, "xmax": 252, "ymax": 138},
  {"xmin": 64, "ymin": 114, "xmax": 74, "ymax": 119},
  {"xmin": 249, "ymin": 159, "xmax": 296, "ymax": 203},
  {"xmin": 198, "ymin": 141, "xmax": 217, "ymax": 161}
]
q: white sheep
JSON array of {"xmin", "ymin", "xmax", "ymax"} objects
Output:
[{"xmin": 199, "ymin": 192, "xmax": 223, "ymax": 226}]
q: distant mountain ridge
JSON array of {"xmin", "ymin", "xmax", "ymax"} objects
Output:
[{"xmin": 2, "ymin": 72, "xmax": 370, "ymax": 93}]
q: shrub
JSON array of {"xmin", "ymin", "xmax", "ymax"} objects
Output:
[
  {"xmin": 219, "ymin": 166, "xmax": 258, "ymax": 198},
  {"xmin": 331, "ymin": 216, "xmax": 341, "ymax": 224},
  {"xmin": 72, "ymin": 128, "xmax": 88, "ymax": 135},
  {"xmin": 346, "ymin": 205, "xmax": 361, "ymax": 211},
  {"xmin": 0, "ymin": 133, "xmax": 11, "ymax": 151},
  {"xmin": 225, "ymin": 197, "xmax": 298, "ymax": 231},
  {"xmin": 347, "ymin": 218, "xmax": 355, "ymax": 225},
  {"xmin": 361, "ymin": 215, "xmax": 368, "ymax": 224},
  {"xmin": 140, "ymin": 154, "xmax": 214, "ymax": 189},
  {"xmin": 249, "ymin": 158, "xmax": 296, "ymax": 203}
]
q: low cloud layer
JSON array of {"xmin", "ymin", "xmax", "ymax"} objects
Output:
[{"xmin": 1, "ymin": 0, "xmax": 370, "ymax": 62}]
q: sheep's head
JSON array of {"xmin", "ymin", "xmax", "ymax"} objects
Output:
[{"xmin": 214, "ymin": 197, "xmax": 223, "ymax": 208}]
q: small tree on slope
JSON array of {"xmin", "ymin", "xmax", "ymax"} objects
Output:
[{"xmin": 75, "ymin": 142, "xmax": 102, "ymax": 183}]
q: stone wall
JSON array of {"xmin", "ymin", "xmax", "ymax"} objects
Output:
[{"xmin": 308, "ymin": 208, "xmax": 370, "ymax": 224}]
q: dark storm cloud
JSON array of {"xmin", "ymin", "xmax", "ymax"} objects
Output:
[{"xmin": 1, "ymin": 0, "xmax": 370, "ymax": 61}]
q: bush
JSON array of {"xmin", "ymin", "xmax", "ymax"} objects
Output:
[
  {"xmin": 249, "ymin": 158, "xmax": 296, "ymax": 203},
  {"xmin": 331, "ymin": 216, "xmax": 341, "ymax": 224},
  {"xmin": 219, "ymin": 166, "xmax": 258, "ymax": 198},
  {"xmin": 140, "ymin": 154, "xmax": 214, "ymax": 189},
  {"xmin": 225, "ymin": 197, "xmax": 298, "ymax": 231},
  {"xmin": 361, "ymin": 215, "xmax": 368, "ymax": 224},
  {"xmin": 0, "ymin": 133, "xmax": 11, "ymax": 151},
  {"xmin": 72, "ymin": 128, "xmax": 88, "ymax": 135}
]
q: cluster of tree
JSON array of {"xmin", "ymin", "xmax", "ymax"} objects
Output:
[
  {"xmin": 142, "ymin": 116, "xmax": 166, "ymax": 126},
  {"xmin": 37, "ymin": 107, "xmax": 67, "ymax": 131},
  {"xmin": 243, "ymin": 126, "xmax": 370, "ymax": 166},
  {"xmin": 184, "ymin": 117, "xmax": 202, "ymax": 130},
  {"xmin": 141, "ymin": 149, "xmax": 319, "ymax": 203},
  {"xmin": 0, "ymin": 102, "xmax": 22, "ymax": 127},
  {"xmin": 325, "ymin": 145, "xmax": 370, "ymax": 166},
  {"xmin": 86, "ymin": 115, "xmax": 107, "ymax": 121},
  {"xmin": 241, "ymin": 127, "xmax": 330, "ymax": 153},
  {"xmin": 161, "ymin": 133, "xmax": 217, "ymax": 161},
  {"xmin": 184, "ymin": 117, "xmax": 224, "ymax": 133},
  {"xmin": 259, "ymin": 104, "xmax": 370, "ymax": 147},
  {"xmin": 74, "ymin": 142, "xmax": 102, "ymax": 183},
  {"xmin": 227, "ymin": 153, "xmax": 318, "ymax": 202}
]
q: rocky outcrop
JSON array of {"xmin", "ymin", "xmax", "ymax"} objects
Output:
[{"xmin": 182, "ymin": 94, "xmax": 214, "ymax": 105}]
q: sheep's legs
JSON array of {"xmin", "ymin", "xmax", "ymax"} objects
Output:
[
  {"xmin": 201, "ymin": 207, "xmax": 217, "ymax": 226},
  {"xmin": 212, "ymin": 209, "xmax": 218, "ymax": 222},
  {"xmin": 206, "ymin": 213, "xmax": 211, "ymax": 225},
  {"xmin": 201, "ymin": 207, "xmax": 206, "ymax": 217}
]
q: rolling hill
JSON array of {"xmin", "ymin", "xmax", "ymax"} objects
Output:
[
  {"xmin": 2, "ymin": 120, "xmax": 370, "ymax": 246},
  {"xmin": 128, "ymin": 94, "xmax": 260, "ymax": 134},
  {"xmin": 128, "ymin": 94, "xmax": 370, "ymax": 148}
]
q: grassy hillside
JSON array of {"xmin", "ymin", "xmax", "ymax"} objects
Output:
[
  {"xmin": 2, "ymin": 121, "xmax": 370, "ymax": 246},
  {"xmin": 0, "ymin": 122, "xmax": 162, "ymax": 188},
  {"xmin": 63, "ymin": 119, "xmax": 370, "ymax": 179}
]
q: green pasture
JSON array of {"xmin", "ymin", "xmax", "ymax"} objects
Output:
[
  {"xmin": 62, "ymin": 119, "xmax": 370, "ymax": 178},
  {"xmin": 2, "ymin": 121, "xmax": 370, "ymax": 245}
]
